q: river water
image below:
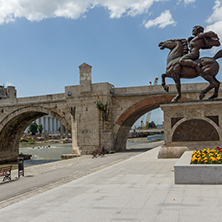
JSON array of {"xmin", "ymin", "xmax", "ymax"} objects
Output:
[
  {"xmin": 19, "ymin": 142, "xmax": 139, "ymax": 166},
  {"xmin": 19, "ymin": 143, "xmax": 73, "ymax": 166}
]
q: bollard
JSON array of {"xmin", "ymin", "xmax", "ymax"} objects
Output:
[{"xmin": 17, "ymin": 157, "xmax": 24, "ymax": 178}]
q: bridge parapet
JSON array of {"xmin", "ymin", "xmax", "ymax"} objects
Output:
[
  {"xmin": 17, "ymin": 93, "xmax": 66, "ymax": 105},
  {"xmin": 65, "ymin": 82, "xmax": 113, "ymax": 98},
  {"xmin": 111, "ymin": 82, "xmax": 214, "ymax": 97}
]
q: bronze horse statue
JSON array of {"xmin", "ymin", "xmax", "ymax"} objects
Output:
[{"xmin": 158, "ymin": 38, "xmax": 222, "ymax": 102}]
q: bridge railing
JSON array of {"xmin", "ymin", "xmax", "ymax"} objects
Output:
[
  {"xmin": 111, "ymin": 82, "xmax": 216, "ymax": 97},
  {"xmin": 17, "ymin": 93, "xmax": 66, "ymax": 104},
  {"xmin": 129, "ymin": 129, "xmax": 164, "ymax": 133}
]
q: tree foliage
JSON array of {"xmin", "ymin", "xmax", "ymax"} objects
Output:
[
  {"xmin": 29, "ymin": 122, "xmax": 38, "ymax": 135},
  {"xmin": 94, "ymin": 100, "xmax": 107, "ymax": 112},
  {"xmin": 148, "ymin": 121, "xmax": 157, "ymax": 128},
  {"xmin": 38, "ymin": 124, "xmax": 43, "ymax": 134}
]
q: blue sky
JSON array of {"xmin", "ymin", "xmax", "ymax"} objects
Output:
[{"xmin": 0, "ymin": 0, "xmax": 222, "ymax": 124}]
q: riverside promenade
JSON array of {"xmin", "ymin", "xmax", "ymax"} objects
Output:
[{"xmin": 1, "ymin": 142, "xmax": 222, "ymax": 222}]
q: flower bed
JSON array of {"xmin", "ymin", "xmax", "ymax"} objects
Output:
[
  {"xmin": 175, "ymin": 150, "xmax": 222, "ymax": 184},
  {"xmin": 191, "ymin": 148, "xmax": 222, "ymax": 164}
]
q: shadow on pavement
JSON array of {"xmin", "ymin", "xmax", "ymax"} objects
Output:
[
  {"xmin": 0, "ymin": 178, "xmax": 18, "ymax": 185},
  {"xmin": 124, "ymin": 148, "xmax": 153, "ymax": 153}
]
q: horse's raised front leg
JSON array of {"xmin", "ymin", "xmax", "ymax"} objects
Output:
[
  {"xmin": 161, "ymin": 73, "xmax": 169, "ymax": 92},
  {"xmin": 172, "ymin": 73, "xmax": 181, "ymax": 102}
]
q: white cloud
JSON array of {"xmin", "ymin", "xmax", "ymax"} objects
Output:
[
  {"xmin": 206, "ymin": 1, "xmax": 222, "ymax": 42},
  {"xmin": 0, "ymin": 0, "xmax": 93, "ymax": 23},
  {"xmin": 99, "ymin": 0, "xmax": 155, "ymax": 18},
  {"xmin": 184, "ymin": 0, "xmax": 195, "ymax": 4},
  {"xmin": 144, "ymin": 10, "xmax": 176, "ymax": 29},
  {"xmin": 5, "ymin": 81, "xmax": 14, "ymax": 87},
  {"xmin": 206, "ymin": 0, "xmax": 222, "ymax": 24},
  {"xmin": 177, "ymin": 0, "xmax": 196, "ymax": 5},
  {"xmin": 0, "ymin": 0, "xmax": 166, "ymax": 24}
]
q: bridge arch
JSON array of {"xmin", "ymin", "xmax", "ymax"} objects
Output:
[
  {"xmin": 114, "ymin": 95, "xmax": 190, "ymax": 151},
  {"xmin": 0, "ymin": 106, "xmax": 71, "ymax": 163}
]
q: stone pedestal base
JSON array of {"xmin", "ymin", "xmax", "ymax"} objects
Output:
[
  {"xmin": 159, "ymin": 100, "xmax": 222, "ymax": 158},
  {"xmin": 158, "ymin": 145, "xmax": 189, "ymax": 158}
]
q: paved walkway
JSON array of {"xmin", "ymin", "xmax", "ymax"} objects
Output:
[
  {"xmin": 0, "ymin": 142, "xmax": 162, "ymax": 208},
  {"xmin": 1, "ymin": 143, "xmax": 222, "ymax": 222}
]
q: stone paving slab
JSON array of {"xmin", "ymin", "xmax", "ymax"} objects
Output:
[{"xmin": 1, "ymin": 144, "xmax": 222, "ymax": 222}]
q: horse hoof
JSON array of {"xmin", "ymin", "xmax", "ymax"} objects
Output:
[
  {"xmin": 164, "ymin": 85, "xmax": 169, "ymax": 92},
  {"xmin": 171, "ymin": 98, "xmax": 178, "ymax": 102},
  {"xmin": 199, "ymin": 93, "xmax": 205, "ymax": 100},
  {"xmin": 208, "ymin": 95, "xmax": 217, "ymax": 100}
]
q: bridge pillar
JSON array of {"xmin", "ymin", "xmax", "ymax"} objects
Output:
[
  {"xmin": 65, "ymin": 63, "xmax": 115, "ymax": 154},
  {"xmin": 70, "ymin": 107, "xmax": 80, "ymax": 156}
]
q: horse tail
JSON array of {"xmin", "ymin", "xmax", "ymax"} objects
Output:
[{"xmin": 213, "ymin": 49, "xmax": 222, "ymax": 60}]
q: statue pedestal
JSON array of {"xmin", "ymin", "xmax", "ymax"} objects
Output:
[{"xmin": 159, "ymin": 99, "xmax": 222, "ymax": 158}]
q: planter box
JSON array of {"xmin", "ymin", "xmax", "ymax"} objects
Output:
[{"xmin": 174, "ymin": 151, "xmax": 222, "ymax": 184}]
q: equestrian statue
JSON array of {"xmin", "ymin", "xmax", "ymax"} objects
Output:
[{"xmin": 159, "ymin": 25, "xmax": 222, "ymax": 102}]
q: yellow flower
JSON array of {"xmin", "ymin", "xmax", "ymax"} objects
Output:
[
  {"xmin": 211, "ymin": 157, "xmax": 217, "ymax": 162},
  {"xmin": 192, "ymin": 156, "xmax": 197, "ymax": 162},
  {"xmin": 191, "ymin": 148, "xmax": 222, "ymax": 164}
]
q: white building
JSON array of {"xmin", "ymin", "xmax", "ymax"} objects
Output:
[
  {"xmin": 35, "ymin": 115, "xmax": 61, "ymax": 134},
  {"xmin": 25, "ymin": 115, "xmax": 68, "ymax": 135}
]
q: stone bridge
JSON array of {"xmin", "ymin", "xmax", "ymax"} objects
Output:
[{"xmin": 1, "ymin": 63, "xmax": 222, "ymax": 162}]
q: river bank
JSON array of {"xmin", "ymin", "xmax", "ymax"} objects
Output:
[
  {"xmin": 20, "ymin": 137, "xmax": 72, "ymax": 147},
  {"xmin": 127, "ymin": 137, "xmax": 148, "ymax": 143},
  {"xmin": 21, "ymin": 136, "xmax": 147, "ymax": 146},
  {"xmin": 2, "ymin": 137, "xmax": 153, "ymax": 169},
  {"xmin": 19, "ymin": 138, "xmax": 148, "ymax": 164}
]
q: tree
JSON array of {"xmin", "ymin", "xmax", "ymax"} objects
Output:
[
  {"xmin": 29, "ymin": 122, "xmax": 38, "ymax": 135},
  {"xmin": 38, "ymin": 124, "xmax": 43, "ymax": 135}
]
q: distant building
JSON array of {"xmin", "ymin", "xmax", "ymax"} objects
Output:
[
  {"xmin": 25, "ymin": 115, "xmax": 68, "ymax": 135},
  {"xmin": 35, "ymin": 115, "xmax": 61, "ymax": 134},
  {"xmin": 156, "ymin": 123, "xmax": 164, "ymax": 129}
]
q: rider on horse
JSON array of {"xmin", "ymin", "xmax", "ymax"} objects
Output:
[{"xmin": 179, "ymin": 25, "xmax": 220, "ymax": 76}]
